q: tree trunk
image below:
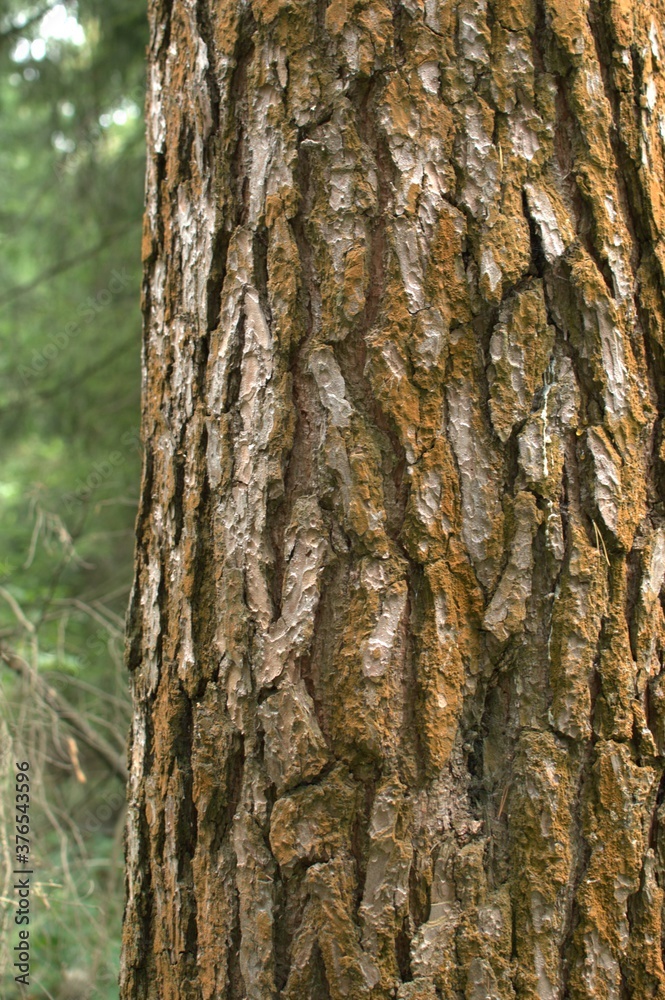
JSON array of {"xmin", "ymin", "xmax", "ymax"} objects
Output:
[{"xmin": 122, "ymin": 0, "xmax": 665, "ymax": 996}]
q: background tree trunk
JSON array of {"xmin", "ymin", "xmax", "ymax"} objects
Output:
[{"xmin": 122, "ymin": 0, "xmax": 665, "ymax": 996}]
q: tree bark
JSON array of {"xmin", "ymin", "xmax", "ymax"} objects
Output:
[{"xmin": 122, "ymin": 0, "xmax": 665, "ymax": 997}]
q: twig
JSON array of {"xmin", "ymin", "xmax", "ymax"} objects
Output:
[
  {"xmin": 592, "ymin": 519, "xmax": 610, "ymax": 566},
  {"xmin": 23, "ymin": 507, "xmax": 44, "ymax": 569},
  {"xmin": 51, "ymin": 671, "xmax": 130, "ymax": 711},
  {"xmin": 60, "ymin": 598, "xmax": 123, "ymax": 636},
  {"xmin": 0, "ymin": 587, "xmax": 35, "ymax": 633},
  {"xmin": 0, "ymin": 646, "xmax": 127, "ymax": 780},
  {"xmin": 91, "ymin": 600, "xmax": 126, "ymax": 629},
  {"xmin": 497, "ymin": 783, "xmax": 510, "ymax": 819}
]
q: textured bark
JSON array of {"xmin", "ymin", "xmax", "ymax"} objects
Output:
[{"xmin": 122, "ymin": 0, "xmax": 665, "ymax": 997}]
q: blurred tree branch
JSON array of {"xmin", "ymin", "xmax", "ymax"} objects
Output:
[{"xmin": 0, "ymin": 224, "xmax": 134, "ymax": 310}]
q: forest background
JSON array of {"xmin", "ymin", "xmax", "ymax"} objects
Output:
[{"xmin": 0, "ymin": 1, "xmax": 146, "ymax": 996}]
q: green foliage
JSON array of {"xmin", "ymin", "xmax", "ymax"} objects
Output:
[{"xmin": 0, "ymin": 1, "xmax": 146, "ymax": 995}]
